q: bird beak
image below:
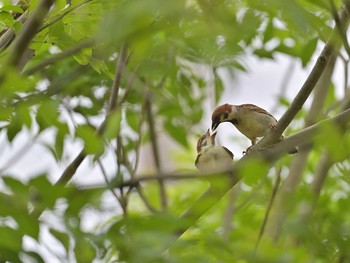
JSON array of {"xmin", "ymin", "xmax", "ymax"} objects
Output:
[
  {"xmin": 211, "ymin": 121, "xmax": 219, "ymax": 133},
  {"xmin": 211, "ymin": 130, "xmax": 217, "ymax": 141}
]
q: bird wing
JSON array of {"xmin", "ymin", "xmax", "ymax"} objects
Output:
[
  {"xmin": 194, "ymin": 153, "xmax": 201, "ymax": 168},
  {"xmin": 239, "ymin": 104, "xmax": 276, "ymax": 119},
  {"xmin": 222, "ymin": 146, "xmax": 234, "ymax": 159}
]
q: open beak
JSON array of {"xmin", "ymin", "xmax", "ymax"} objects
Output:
[
  {"xmin": 211, "ymin": 121, "xmax": 219, "ymax": 133},
  {"xmin": 211, "ymin": 130, "xmax": 217, "ymax": 141},
  {"xmin": 205, "ymin": 129, "xmax": 211, "ymax": 139}
]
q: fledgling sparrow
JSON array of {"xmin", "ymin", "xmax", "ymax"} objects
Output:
[
  {"xmin": 211, "ymin": 103, "xmax": 298, "ymax": 154},
  {"xmin": 195, "ymin": 129, "xmax": 234, "ymax": 173}
]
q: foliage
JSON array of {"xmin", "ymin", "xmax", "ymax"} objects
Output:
[{"xmin": 0, "ymin": 0, "xmax": 349, "ymax": 262}]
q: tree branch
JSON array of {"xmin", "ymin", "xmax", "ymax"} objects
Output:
[
  {"xmin": 175, "ymin": 107, "xmax": 350, "ymax": 240},
  {"xmin": 78, "ymin": 107, "xmax": 350, "ymax": 192},
  {"xmin": 145, "ymin": 91, "xmax": 168, "ymax": 211},
  {"xmin": 6, "ymin": 0, "xmax": 55, "ymax": 69},
  {"xmin": 38, "ymin": 0, "xmax": 93, "ymax": 32},
  {"xmin": 0, "ymin": 10, "xmax": 28, "ymax": 51},
  {"xmin": 260, "ymin": 6, "xmax": 349, "ymax": 142},
  {"xmin": 107, "ymin": 44, "xmax": 128, "ymax": 114},
  {"xmin": 265, "ymin": 55, "xmax": 337, "ymax": 240},
  {"xmin": 55, "ymin": 44, "xmax": 128, "ymax": 185},
  {"xmin": 255, "ymin": 168, "xmax": 281, "ymax": 251},
  {"xmin": 23, "ymin": 39, "xmax": 95, "ymax": 75},
  {"xmin": 330, "ymin": 0, "xmax": 350, "ymax": 57}
]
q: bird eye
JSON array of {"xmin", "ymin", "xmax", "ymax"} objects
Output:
[{"xmin": 223, "ymin": 112, "xmax": 229, "ymax": 119}]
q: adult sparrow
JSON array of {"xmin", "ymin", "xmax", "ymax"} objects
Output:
[{"xmin": 211, "ymin": 103, "xmax": 297, "ymax": 154}]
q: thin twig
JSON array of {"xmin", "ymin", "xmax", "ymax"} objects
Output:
[
  {"xmin": 77, "ymin": 107, "xmax": 350, "ymax": 191},
  {"xmin": 127, "ymin": 90, "xmax": 160, "ymax": 213},
  {"xmin": 339, "ymin": 54, "xmax": 349, "ymax": 93},
  {"xmin": 265, "ymin": 54, "xmax": 337, "ymax": 240},
  {"xmin": 56, "ymin": 45, "xmax": 128, "ymax": 185},
  {"xmin": 38, "ymin": 0, "xmax": 93, "ymax": 32},
  {"xmin": 116, "ymin": 64, "xmax": 141, "ymax": 108},
  {"xmin": 221, "ymin": 184, "xmax": 240, "ymax": 242},
  {"xmin": 262, "ymin": 6, "xmax": 349, "ymax": 141},
  {"xmin": 135, "ymin": 185, "xmax": 159, "ymax": 214},
  {"xmin": 97, "ymin": 158, "xmax": 122, "ymax": 204},
  {"xmin": 98, "ymin": 157, "xmax": 128, "ymax": 216},
  {"xmin": 330, "ymin": 0, "xmax": 350, "ymax": 57},
  {"xmin": 23, "ymin": 39, "xmax": 95, "ymax": 75},
  {"xmin": 145, "ymin": 91, "xmax": 168, "ymax": 211},
  {"xmin": 131, "ymin": 93, "xmax": 146, "ymax": 177},
  {"xmin": 255, "ymin": 168, "xmax": 281, "ymax": 251},
  {"xmin": 107, "ymin": 44, "xmax": 128, "ymax": 115},
  {"xmin": 172, "ymin": 107, "xmax": 350, "ymax": 244},
  {"xmin": 0, "ymin": 10, "xmax": 28, "ymax": 51}
]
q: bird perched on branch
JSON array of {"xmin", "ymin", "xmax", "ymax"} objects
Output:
[
  {"xmin": 195, "ymin": 129, "xmax": 234, "ymax": 173},
  {"xmin": 211, "ymin": 103, "xmax": 298, "ymax": 154}
]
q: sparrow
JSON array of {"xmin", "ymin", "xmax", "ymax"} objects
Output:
[
  {"xmin": 195, "ymin": 129, "xmax": 234, "ymax": 173},
  {"xmin": 211, "ymin": 103, "xmax": 298, "ymax": 154}
]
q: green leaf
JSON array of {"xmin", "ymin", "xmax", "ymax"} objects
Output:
[
  {"xmin": 254, "ymin": 48, "xmax": 274, "ymax": 59},
  {"xmin": 103, "ymin": 110, "xmax": 121, "ymax": 140},
  {"xmin": 16, "ymin": 104, "xmax": 32, "ymax": 128},
  {"xmin": 76, "ymin": 124, "xmax": 105, "ymax": 155},
  {"xmin": 164, "ymin": 121, "xmax": 188, "ymax": 147},
  {"xmin": 73, "ymin": 47, "xmax": 92, "ymax": 65},
  {"xmin": 89, "ymin": 56, "xmax": 114, "ymax": 79},
  {"xmin": 0, "ymin": 11, "xmax": 14, "ymax": 28},
  {"xmin": 74, "ymin": 237, "xmax": 96, "ymax": 262},
  {"xmin": 241, "ymin": 158, "xmax": 269, "ymax": 186},
  {"xmin": 2, "ymin": 176, "xmax": 27, "ymax": 194},
  {"xmin": 6, "ymin": 119, "xmax": 22, "ymax": 142},
  {"xmin": 0, "ymin": 5, "xmax": 24, "ymax": 13},
  {"xmin": 36, "ymin": 99, "xmax": 59, "ymax": 131},
  {"xmin": 0, "ymin": 227, "xmax": 22, "ymax": 251},
  {"xmin": 301, "ymin": 38, "xmax": 318, "ymax": 67},
  {"xmin": 125, "ymin": 107, "xmax": 140, "ymax": 132},
  {"xmin": 15, "ymin": 214, "xmax": 40, "ymax": 239},
  {"xmin": 22, "ymin": 252, "xmax": 45, "ymax": 263},
  {"xmin": 29, "ymin": 175, "xmax": 70, "ymax": 205},
  {"xmin": 53, "ymin": 123, "xmax": 69, "ymax": 161},
  {"xmin": 50, "ymin": 229, "xmax": 70, "ymax": 253},
  {"xmin": 263, "ymin": 18, "xmax": 274, "ymax": 44}
]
